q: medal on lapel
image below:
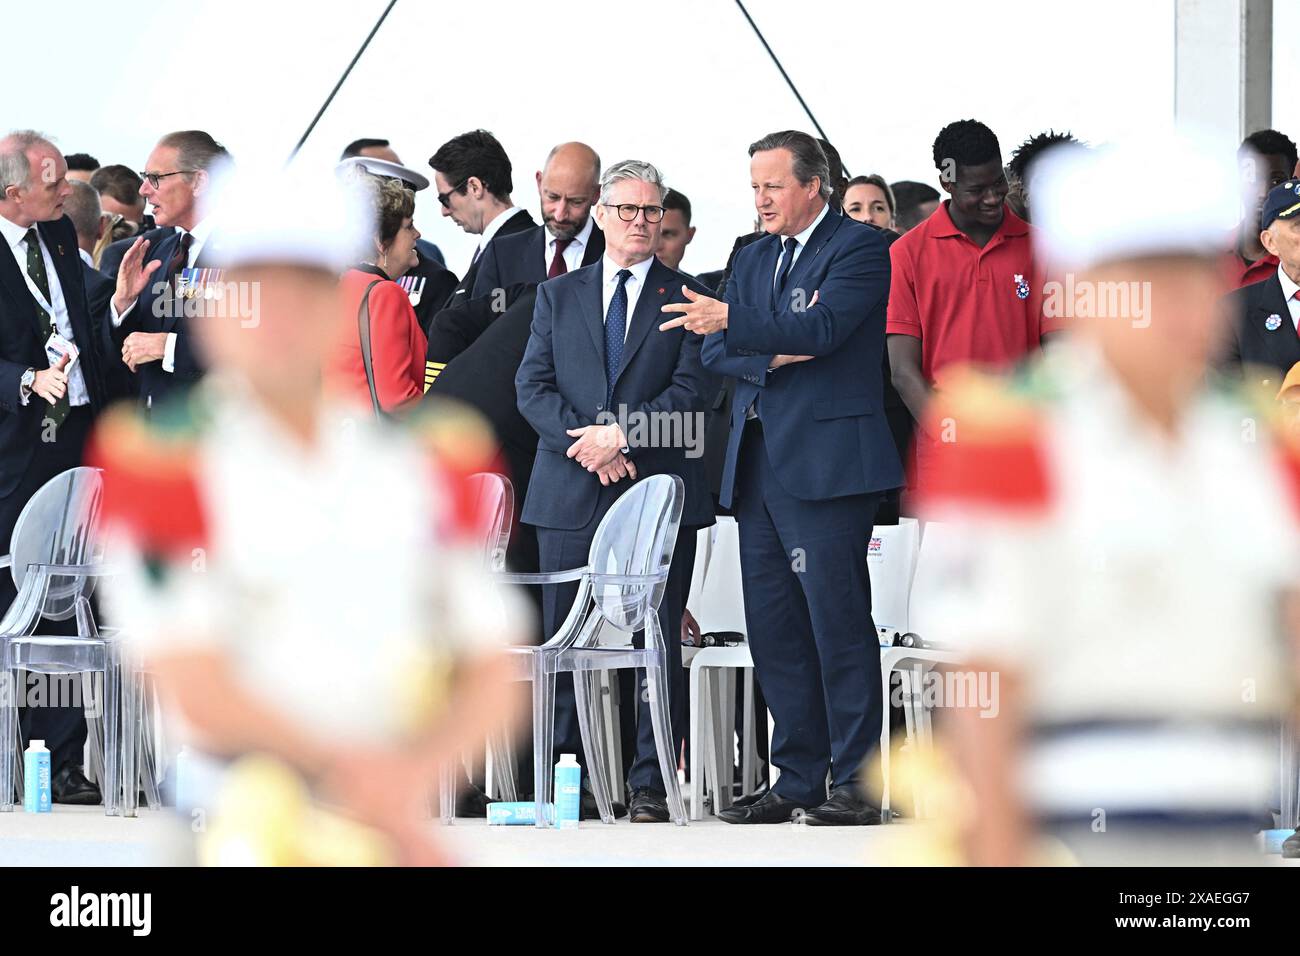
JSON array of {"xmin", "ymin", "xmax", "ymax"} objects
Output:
[{"xmin": 1265, "ymin": 313, "xmax": 1283, "ymax": 331}]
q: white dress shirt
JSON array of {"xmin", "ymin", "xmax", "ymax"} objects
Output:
[
  {"xmin": 544, "ymin": 215, "xmax": 594, "ymax": 275},
  {"xmin": 472, "ymin": 206, "xmax": 527, "ymax": 268},
  {"xmin": 0, "ymin": 213, "xmax": 90, "ymax": 406},
  {"xmin": 600, "ymin": 254, "xmax": 654, "ymax": 342},
  {"xmin": 79, "ymin": 248, "xmax": 95, "ymax": 268},
  {"xmin": 771, "ymin": 201, "xmax": 830, "ymax": 287},
  {"xmin": 110, "ymin": 217, "xmax": 214, "ymax": 374},
  {"xmin": 1278, "ymin": 263, "xmax": 1300, "ymax": 331}
]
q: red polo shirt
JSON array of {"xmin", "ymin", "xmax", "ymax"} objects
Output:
[
  {"xmin": 1223, "ymin": 250, "xmax": 1279, "ymax": 289},
  {"xmin": 887, "ymin": 201, "xmax": 1058, "ymax": 387}
]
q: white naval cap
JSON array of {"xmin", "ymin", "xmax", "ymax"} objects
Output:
[
  {"xmin": 1028, "ymin": 128, "xmax": 1240, "ymax": 270},
  {"xmin": 201, "ymin": 160, "xmax": 371, "ymax": 272},
  {"xmin": 334, "ymin": 155, "xmax": 430, "ymax": 191}
]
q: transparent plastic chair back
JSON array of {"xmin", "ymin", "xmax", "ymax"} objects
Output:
[
  {"xmin": 586, "ymin": 474, "xmax": 684, "ymax": 632},
  {"xmin": 7, "ymin": 467, "xmax": 104, "ymax": 622},
  {"xmin": 466, "ymin": 473, "xmax": 513, "ymax": 571}
]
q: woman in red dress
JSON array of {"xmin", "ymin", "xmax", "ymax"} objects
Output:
[{"xmin": 331, "ymin": 174, "xmax": 428, "ymax": 413}]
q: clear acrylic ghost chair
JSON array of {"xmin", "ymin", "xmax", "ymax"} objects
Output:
[
  {"xmin": 438, "ymin": 472, "xmax": 519, "ymax": 823},
  {"xmin": 0, "ymin": 467, "xmax": 109, "ymax": 810},
  {"xmin": 497, "ymin": 473, "xmax": 687, "ymax": 827}
]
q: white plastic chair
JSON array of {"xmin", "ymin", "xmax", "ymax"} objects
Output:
[
  {"xmin": 683, "ymin": 518, "xmax": 764, "ymax": 818},
  {"xmin": 438, "ymin": 472, "xmax": 519, "ymax": 823},
  {"xmin": 497, "ymin": 474, "xmax": 687, "ymax": 827},
  {"xmin": 878, "ymin": 521, "xmax": 962, "ymax": 821},
  {"xmin": 0, "ymin": 467, "xmax": 114, "ymax": 812}
]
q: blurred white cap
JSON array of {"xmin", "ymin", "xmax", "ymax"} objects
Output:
[
  {"xmin": 1029, "ymin": 128, "xmax": 1240, "ymax": 270},
  {"xmin": 335, "ymin": 155, "xmax": 429, "ymax": 191},
  {"xmin": 200, "ymin": 160, "xmax": 371, "ymax": 272}
]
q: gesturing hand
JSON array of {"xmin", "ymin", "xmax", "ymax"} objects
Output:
[
  {"xmin": 113, "ymin": 236, "xmax": 162, "ymax": 315},
  {"xmin": 658, "ymin": 285, "xmax": 729, "ymax": 335}
]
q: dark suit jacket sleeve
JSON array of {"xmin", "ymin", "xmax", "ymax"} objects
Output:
[
  {"xmin": 0, "ymin": 358, "xmax": 26, "ymax": 414},
  {"xmin": 701, "ymin": 329, "xmax": 770, "ymax": 385},
  {"xmin": 724, "ymin": 232, "xmax": 888, "ymax": 357},
  {"xmin": 170, "ymin": 330, "xmax": 203, "ymax": 380},
  {"xmin": 515, "ymin": 281, "xmax": 592, "ymax": 453},
  {"xmin": 620, "ymin": 279, "xmax": 716, "ymax": 459}
]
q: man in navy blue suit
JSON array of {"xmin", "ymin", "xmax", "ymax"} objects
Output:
[
  {"xmin": 516, "ymin": 159, "xmax": 714, "ymax": 822},
  {"xmin": 107, "ymin": 130, "xmax": 230, "ymax": 410},
  {"xmin": 662, "ymin": 130, "xmax": 902, "ymax": 825}
]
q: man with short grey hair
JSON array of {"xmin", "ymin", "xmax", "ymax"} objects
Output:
[
  {"xmin": 516, "ymin": 158, "xmax": 715, "ymax": 823},
  {"xmin": 0, "ymin": 130, "xmax": 109, "ymax": 805},
  {"xmin": 665, "ymin": 128, "xmax": 901, "ymax": 825},
  {"xmin": 109, "ymin": 129, "xmax": 231, "ymax": 408}
]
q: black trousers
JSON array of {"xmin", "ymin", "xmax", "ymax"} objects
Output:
[
  {"xmin": 734, "ymin": 420, "xmax": 882, "ymax": 806},
  {"xmin": 0, "ymin": 405, "xmax": 95, "ymax": 775},
  {"xmin": 534, "ymin": 481, "xmax": 698, "ymax": 794}
]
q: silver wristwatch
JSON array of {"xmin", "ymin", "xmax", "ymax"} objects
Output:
[{"xmin": 19, "ymin": 367, "xmax": 35, "ymax": 401}]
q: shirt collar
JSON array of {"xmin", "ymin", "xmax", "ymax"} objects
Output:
[
  {"xmin": 549, "ymin": 214, "xmax": 594, "ymax": 250},
  {"xmin": 183, "ymin": 216, "xmax": 214, "ymax": 247},
  {"xmin": 603, "ymin": 254, "xmax": 653, "ymax": 287},
  {"xmin": 928, "ymin": 200, "xmax": 1029, "ymax": 241},
  {"xmin": 479, "ymin": 206, "xmax": 523, "ymax": 250},
  {"xmin": 0, "ymin": 212, "xmax": 37, "ymax": 251},
  {"xmin": 782, "ymin": 201, "xmax": 829, "ymax": 248},
  {"xmin": 1279, "ymin": 262, "xmax": 1300, "ymax": 302}
]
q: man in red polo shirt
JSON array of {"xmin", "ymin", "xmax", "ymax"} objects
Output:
[
  {"xmin": 887, "ymin": 119, "xmax": 1065, "ymax": 492},
  {"xmin": 1227, "ymin": 129, "xmax": 1297, "ymax": 288}
]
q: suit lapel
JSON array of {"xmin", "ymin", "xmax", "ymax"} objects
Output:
[
  {"xmin": 780, "ymin": 209, "xmax": 842, "ymax": 308},
  {"xmin": 578, "ymin": 265, "xmax": 607, "ymax": 377},
  {"xmin": 757, "ymin": 235, "xmax": 781, "ymax": 308},
  {"xmin": 615, "ymin": 259, "xmax": 671, "ymax": 381},
  {"xmin": 0, "ymin": 234, "xmax": 44, "ymax": 338},
  {"xmin": 150, "ymin": 231, "xmax": 182, "ymax": 333},
  {"xmin": 582, "ymin": 225, "xmax": 605, "ymax": 266},
  {"xmin": 1254, "ymin": 275, "xmax": 1300, "ymax": 370}
]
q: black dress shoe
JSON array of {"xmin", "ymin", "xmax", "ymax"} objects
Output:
[
  {"xmin": 627, "ymin": 787, "xmax": 669, "ymax": 823},
  {"xmin": 728, "ymin": 785, "xmax": 770, "ymax": 809},
  {"xmin": 717, "ymin": 789, "xmax": 808, "ymax": 824},
  {"xmin": 804, "ymin": 786, "xmax": 882, "ymax": 826},
  {"xmin": 455, "ymin": 782, "xmax": 490, "ymax": 818},
  {"xmin": 1283, "ymin": 829, "xmax": 1300, "ymax": 859},
  {"xmin": 51, "ymin": 765, "xmax": 101, "ymax": 806}
]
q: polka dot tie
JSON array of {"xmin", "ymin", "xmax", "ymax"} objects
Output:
[{"xmin": 605, "ymin": 269, "xmax": 632, "ymax": 407}]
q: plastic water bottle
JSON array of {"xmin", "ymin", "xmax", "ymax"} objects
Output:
[
  {"xmin": 554, "ymin": 754, "xmax": 581, "ymax": 829},
  {"xmin": 23, "ymin": 740, "xmax": 51, "ymax": 813}
]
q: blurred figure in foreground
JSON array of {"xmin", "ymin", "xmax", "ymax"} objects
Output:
[
  {"xmin": 924, "ymin": 132, "xmax": 1300, "ymax": 865},
  {"xmin": 95, "ymin": 163, "xmax": 524, "ymax": 865}
]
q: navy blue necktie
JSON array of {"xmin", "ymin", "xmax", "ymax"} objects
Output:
[
  {"xmin": 773, "ymin": 236, "xmax": 799, "ymax": 299},
  {"xmin": 605, "ymin": 269, "xmax": 632, "ymax": 406}
]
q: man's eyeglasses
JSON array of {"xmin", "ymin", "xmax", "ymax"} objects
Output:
[
  {"xmin": 138, "ymin": 169, "xmax": 195, "ymax": 189},
  {"xmin": 437, "ymin": 178, "xmax": 469, "ymax": 208},
  {"xmin": 602, "ymin": 203, "xmax": 665, "ymax": 223}
]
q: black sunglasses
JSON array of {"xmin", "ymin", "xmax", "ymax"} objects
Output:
[{"xmin": 437, "ymin": 177, "xmax": 470, "ymax": 208}]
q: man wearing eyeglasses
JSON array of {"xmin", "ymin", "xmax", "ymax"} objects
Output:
[
  {"xmin": 108, "ymin": 130, "xmax": 230, "ymax": 410},
  {"xmin": 516, "ymin": 159, "xmax": 715, "ymax": 823},
  {"xmin": 427, "ymin": 130, "xmax": 534, "ymax": 312}
]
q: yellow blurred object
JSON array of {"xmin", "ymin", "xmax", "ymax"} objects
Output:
[
  {"xmin": 198, "ymin": 755, "xmax": 394, "ymax": 867},
  {"xmin": 865, "ymin": 737, "xmax": 1080, "ymax": 866},
  {"xmin": 393, "ymin": 644, "xmax": 453, "ymax": 738}
]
